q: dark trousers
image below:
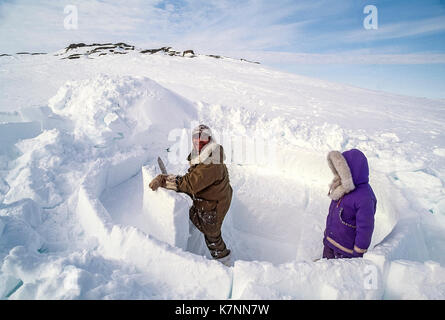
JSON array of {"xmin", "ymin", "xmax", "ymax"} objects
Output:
[
  {"xmin": 322, "ymin": 244, "xmax": 351, "ymax": 259},
  {"xmin": 189, "ymin": 205, "xmax": 230, "ymax": 259}
]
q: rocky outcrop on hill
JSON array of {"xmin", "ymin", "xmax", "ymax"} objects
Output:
[
  {"xmin": 59, "ymin": 42, "xmax": 135, "ymax": 59},
  {"xmin": 0, "ymin": 52, "xmax": 46, "ymax": 56},
  {"xmin": 64, "ymin": 42, "xmax": 134, "ymax": 53},
  {"xmin": 1, "ymin": 43, "xmax": 260, "ymax": 64}
]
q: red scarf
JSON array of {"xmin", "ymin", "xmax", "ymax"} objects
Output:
[{"xmin": 198, "ymin": 140, "xmax": 209, "ymax": 153}]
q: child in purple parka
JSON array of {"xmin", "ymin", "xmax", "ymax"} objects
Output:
[{"xmin": 323, "ymin": 149, "xmax": 377, "ymax": 259}]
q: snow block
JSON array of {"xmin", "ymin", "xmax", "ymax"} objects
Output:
[
  {"xmin": 18, "ymin": 106, "xmax": 66, "ymax": 131},
  {"xmin": 76, "ymin": 171, "xmax": 231, "ymax": 299},
  {"xmin": 75, "ymin": 155, "xmax": 231, "ymax": 299},
  {"xmin": 365, "ymin": 218, "xmax": 430, "ymax": 285},
  {"xmin": 0, "ymin": 217, "xmax": 44, "ymax": 253},
  {"xmin": 232, "ymin": 259, "xmax": 383, "ymax": 300},
  {"xmin": 0, "ymin": 121, "xmax": 41, "ymax": 146},
  {"xmin": 107, "ymin": 150, "xmax": 149, "ymax": 190},
  {"xmin": 0, "ymin": 199, "xmax": 42, "ymax": 228},
  {"xmin": 367, "ymin": 218, "xmax": 429, "ymax": 264},
  {"xmin": 368, "ymin": 173, "xmax": 401, "ymax": 249},
  {"xmin": 384, "ymin": 260, "xmax": 445, "ymax": 299},
  {"xmin": 3, "ymin": 129, "xmax": 72, "ymax": 208},
  {"xmin": 0, "ymin": 111, "xmax": 21, "ymax": 123},
  {"xmin": 0, "ymin": 274, "xmax": 23, "ymax": 299},
  {"xmin": 77, "ymin": 186, "xmax": 114, "ymax": 244},
  {"xmin": 142, "ymin": 165, "xmax": 190, "ymax": 250},
  {"xmin": 102, "ymin": 224, "xmax": 232, "ymax": 299}
]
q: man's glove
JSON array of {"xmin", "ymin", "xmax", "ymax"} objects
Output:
[
  {"xmin": 149, "ymin": 174, "xmax": 179, "ymax": 191},
  {"xmin": 149, "ymin": 174, "xmax": 166, "ymax": 191},
  {"xmin": 164, "ymin": 174, "xmax": 179, "ymax": 191}
]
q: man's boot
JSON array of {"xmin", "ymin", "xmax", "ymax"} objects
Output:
[{"xmin": 215, "ymin": 251, "xmax": 232, "ymax": 267}]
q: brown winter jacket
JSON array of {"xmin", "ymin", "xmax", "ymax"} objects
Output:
[{"xmin": 176, "ymin": 141, "xmax": 233, "ymax": 227}]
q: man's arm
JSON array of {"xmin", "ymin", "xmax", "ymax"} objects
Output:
[{"xmin": 177, "ymin": 165, "xmax": 224, "ymax": 196}]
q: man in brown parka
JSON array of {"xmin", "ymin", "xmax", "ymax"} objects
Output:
[{"xmin": 149, "ymin": 125, "xmax": 233, "ymax": 266}]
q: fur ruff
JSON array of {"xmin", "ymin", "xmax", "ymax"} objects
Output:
[
  {"xmin": 190, "ymin": 140, "xmax": 223, "ymax": 165},
  {"xmin": 327, "ymin": 151, "xmax": 355, "ymax": 200}
]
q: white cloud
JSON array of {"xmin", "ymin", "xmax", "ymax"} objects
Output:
[
  {"xmin": 0, "ymin": 0, "xmax": 444, "ymax": 67},
  {"xmin": 0, "ymin": 0, "xmax": 314, "ymax": 53},
  {"xmin": 341, "ymin": 15, "xmax": 445, "ymax": 43},
  {"xmin": 0, "ymin": 0, "xmax": 164, "ymax": 52},
  {"xmin": 233, "ymin": 50, "xmax": 445, "ymax": 65}
]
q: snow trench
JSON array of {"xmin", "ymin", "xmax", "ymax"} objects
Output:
[
  {"xmin": 97, "ymin": 144, "xmax": 444, "ymax": 299},
  {"xmin": 1, "ymin": 74, "xmax": 444, "ymax": 299}
]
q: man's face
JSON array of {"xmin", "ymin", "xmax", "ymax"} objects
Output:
[{"xmin": 192, "ymin": 133, "xmax": 210, "ymax": 152}]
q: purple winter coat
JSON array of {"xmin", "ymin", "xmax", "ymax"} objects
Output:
[{"xmin": 323, "ymin": 149, "xmax": 377, "ymax": 258}]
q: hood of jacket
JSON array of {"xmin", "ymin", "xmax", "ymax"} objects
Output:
[
  {"xmin": 187, "ymin": 139, "xmax": 225, "ymax": 165},
  {"xmin": 327, "ymin": 148, "xmax": 369, "ymax": 200},
  {"xmin": 342, "ymin": 149, "xmax": 369, "ymax": 186}
]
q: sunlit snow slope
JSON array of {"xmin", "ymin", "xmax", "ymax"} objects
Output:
[{"xmin": 0, "ymin": 47, "xmax": 445, "ymax": 299}]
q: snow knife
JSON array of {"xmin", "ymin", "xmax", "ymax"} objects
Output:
[{"xmin": 157, "ymin": 157, "xmax": 167, "ymax": 174}]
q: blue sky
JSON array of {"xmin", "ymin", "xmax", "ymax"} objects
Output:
[{"xmin": 1, "ymin": 0, "xmax": 445, "ymax": 98}]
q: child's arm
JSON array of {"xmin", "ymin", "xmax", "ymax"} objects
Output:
[{"xmin": 353, "ymin": 197, "xmax": 377, "ymax": 256}]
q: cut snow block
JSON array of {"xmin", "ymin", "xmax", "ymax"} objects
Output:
[
  {"xmin": 0, "ymin": 216, "xmax": 44, "ymax": 253},
  {"xmin": 0, "ymin": 111, "xmax": 22, "ymax": 123},
  {"xmin": 77, "ymin": 186, "xmax": 114, "ymax": 243},
  {"xmin": 77, "ymin": 169, "xmax": 231, "ymax": 299},
  {"xmin": 0, "ymin": 274, "xmax": 23, "ymax": 299},
  {"xmin": 106, "ymin": 151, "xmax": 149, "ymax": 190},
  {"xmin": 18, "ymin": 106, "xmax": 67, "ymax": 131},
  {"xmin": 365, "ymin": 218, "xmax": 430, "ymax": 284},
  {"xmin": 368, "ymin": 218, "xmax": 429, "ymax": 263},
  {"xmin": 142, "ymin": 165, "xmax": 190, "ymax": 251},
  {"xmin": 0, "ymin": 122, "xmax": 42, "ymax": 145},
  {"xmin": 0, "ymin": 199, "xmax": 42, "ymax": 228},
  {"xmin": 384, "ymin": 260, "xmax": 445, "ymax": 299},
  {"xmin": 232, "ymin": 259, "xmax": 383, "ymax": 300}
]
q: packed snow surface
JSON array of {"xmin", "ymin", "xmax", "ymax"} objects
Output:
[{"xmin": 0, "ymin": 48, "xmax": 445, "ymax": 299}]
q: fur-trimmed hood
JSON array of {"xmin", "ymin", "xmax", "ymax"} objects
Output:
[
  {"xmin": 188, "ymin": 139, "xmax": 225, "ymax": 165},
  {"xmin": 327, "ymin": 149, "xmax": 370, "ymax": 200}
]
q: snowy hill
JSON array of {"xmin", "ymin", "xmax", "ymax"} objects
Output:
[{"xmin": 0, "ymin": 44, "xmax": 445, "ymax": 299}]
